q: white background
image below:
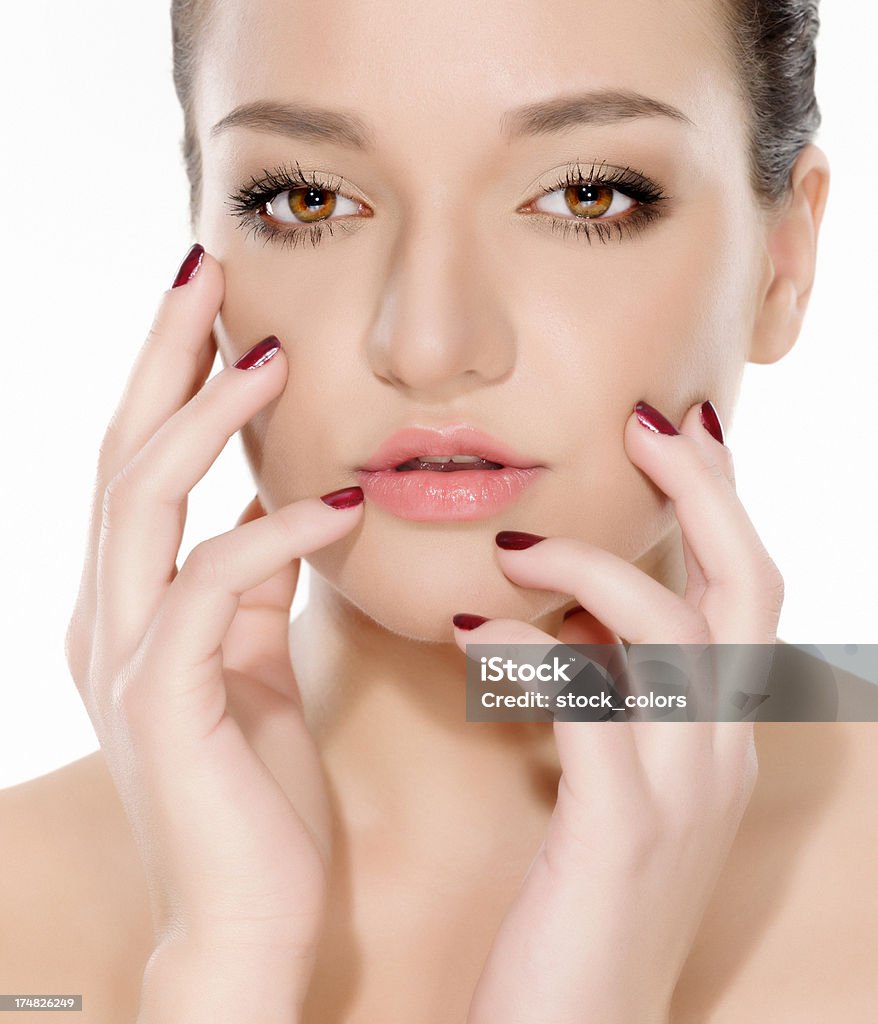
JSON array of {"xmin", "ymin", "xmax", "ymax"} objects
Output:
[{"xmin": 0, "ymin": 3, "xmax": 875, "ymax": 787}]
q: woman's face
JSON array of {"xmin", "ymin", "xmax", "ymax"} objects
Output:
[{"xmin": 193, "ymin": 0, "xmax": 771, "ymax": 641}]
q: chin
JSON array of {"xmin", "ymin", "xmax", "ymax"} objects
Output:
[{"xmin": 331, "ymin": 561, "xmax": 564, "ymax": 646}]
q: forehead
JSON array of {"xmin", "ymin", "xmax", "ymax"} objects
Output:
[{"xmin": 197, "ymin": 0, "xmax": 741, "ymax": 171}]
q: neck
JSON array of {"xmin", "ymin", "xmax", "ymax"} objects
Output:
[{"xmin": 288, "ymin": 523, "xmax": 688, "ymax": 849}]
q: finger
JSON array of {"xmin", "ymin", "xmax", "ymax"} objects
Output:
[
  {"xmin": 625, "ymin": 400, "xmax": 783, "ymax": 643},
  {"xmin": 677, "ymin": 400, "xmax": 734, "ymax": 607},
  {"xmin": 118, "ymin": 493, "xmax": 364, "ymax": 741},
  {"xmin": 631, "ymin": 401, "xmax": 764, "ymax": 761},
  {"xmin": 451, "ymin": 615, "xmax": 645, "ymax": 800},
  {"xmin": 676, "ymin": 401, "xmax": 756, "ymax": 761},
  {"xmin": 456, "ymin": 610, "xmax": 628, "ymax": 698},
  {"xmin": 94, "ymin": 338, "xmax": 289, "ymax": 676},
  {"xmin": 456, "ymin": 605, "xmax": 632, "ymax": 726},
  {"xmin": 222, "ymin": 495, "xmax": 304, "ymax": 699},
  {"xmin": 100, "ymin": 246, "xmax": 223, "ymax": 473},
  {"xmin": 66, "ymin": 246, "xmax": 222, "ymax": 683},
  {"xmin": 490, "ymin": 535, "xmax": 707, "ymax": 647},
  {"xmin": 485, "ymin": 537, "xmax": 713, "ymax": 768},
  {"xmin": 555, "ymin": 615, "xmax": 640, "ymax": 798},
  {"xmin": 693, "ymin": 398, "xmax": 735, "ymax": 487},
  {"xmin": 556, "ymin": 607, "xmax": 634, "ymax": 714},
  {"xmin": 556, "ymin": 605, "xmax": 621, "ymax": 646}
]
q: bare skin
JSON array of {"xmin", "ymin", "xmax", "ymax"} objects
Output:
[
  {"xmin": 1, "ymin": 677, "xmax": 877, "ymax": 1022},
  {"xmin": 4, "ymin": 0, "xmax": 875, "ymax": 1019}
]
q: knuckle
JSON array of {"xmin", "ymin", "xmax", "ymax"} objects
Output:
[
  {"xmin": 108, "ymin": 663, "xmax": 141, "ymax": 725},
  {"xmin": 100, "ymin": 481, "xmax": 120, "ymax": 532},
  {"xmin": 184, "ymin": 384, "xmax": 213, "ymax": 425},
  {"xmin": 729, "ymin": 737, "xmax": 759, "ymax": 797},
  {"xmin": 695, "ymin": 453, "xmax": 727, "ymax": 485},
  {"xmin": 97, "ymin": 425, "xmax": 119, "ymax": 477},
  {"xmin": 740, "ymin": 740, "xmax": 760, "ymax": 799},
  {"xmin": 765, "ymin": 559, "xmax": 785, "ymax": 595},
  {"xmin": 183, "ymin": 539, "xmax": 226, "ymax": 588},
  {"xmin": 711, "ymin": 741, "xmax": 759, "ymax": 822},
  {"xmin": 97, "ymin": 409, "xmax": 140, "ymax": 482},
  {"xmin": 767, "ymin": 570, "xmax": 785, "ymax": 613},
  {"xmin": 147, "ymin": 303, "xmax": 171, "ymax": 345},
  {"xmin": 752, "ymin": 554, "xmax": 785, "ymax": 611},
  {"xmin": 64, "ymin": 613, "xmax": 87, "ymax": 684},
  {"xmin": 735, "ymin": 546, "xmax": 784, "ymax": 605},
  {"xmin": 138, "ymin": 306, "xmax": 172, "ymax": 368},
  {"xmin": 712, "ymin": 445, "xmax": 736, "ymax": 489},
  {"xmin": 724, "ymin": 445, "xmax": 738, "ymax": 489},
  {"xmin": 685, "ymin": 435, "xmax": 725, "ymax": 478},
  {"xmin": 714, "ymin": 723, "xmax": 759, "ymax": 785},
  {"xmin": 101, "ymin": 460, "xmax": 145, "ymax": 526},
  {"xmin": 668, "ymin": 609, "xmax": 711, "ymax": 646}
]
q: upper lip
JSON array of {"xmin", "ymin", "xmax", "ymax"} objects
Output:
[{"xmin": 358, "ymin": 424, "xmax": 541, "ymax": 472}]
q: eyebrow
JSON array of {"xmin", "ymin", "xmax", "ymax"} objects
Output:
[
  {"xmin": 208, "ymin": 88, "xmax": 694, "ymax": 149},
  {"xmin": 210, "ymin": 100, "xmax": 375, "ymax": 149},
  {"xmin": 500, "ymin": 88, "xmax": 695, "ymax": 137}
]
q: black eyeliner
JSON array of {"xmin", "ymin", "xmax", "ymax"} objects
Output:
[{"xmin": 225, "ymin": 156, "xmax": 671, "ymax": 250}]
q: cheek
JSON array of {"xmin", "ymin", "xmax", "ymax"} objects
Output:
[
  {"xmin": 239, "ymin": 379, "xmax": 359, "ymax": 512},
  {"xmin": 535, "ymin": 210, "xmax": 754, "ymax": 415},
  {"xmin": 481, "ymin": 206, "xmax": 756, "ymax": 561},
  {"xmin": 632, "ymin": 205, "xmax": 757, "ymax": 415},
  {"xmin": 514, "ymin": 206, "xmax": 755, "ymax": 420},
  {"xmin": 215, "ymin": 256, "xmax": 373, "ymax": 506},
  {"xmin": 212, "ymin": 206, "xmax": 757, "ymax": 641}
]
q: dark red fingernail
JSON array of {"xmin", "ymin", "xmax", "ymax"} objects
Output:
[
  {"xmin": 320, "ymin": 486, "xmax": 364, "ymax": 509},
  {"xmin": 562, "ymin": 604, "xmax": 585, "ymax": 621},
  {"xmin": 634, "ymin": 401, "xmax": 679, "ymax": 436},
  {"xmin": 700, "ymin": 400, "xmax": 725, "ymax": 445},
  {"xmin": 495, "ymin": 531, "xmax": 547, "ymax": 550},
  {"xmin": 171, "ymin": 242, "xmax": 205, "ymax": 288},
  {"xmin": 234, "ymin": 335, "xmax": 282, "ymax": 370},
  {"xmin": 453, "ymin": 613, "xmax": 490, "ymax": 630}
]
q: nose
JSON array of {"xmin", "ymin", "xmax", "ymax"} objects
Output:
[{"xmin": 365, "ymin": 214, "xmax": 517, "ymax": 401}]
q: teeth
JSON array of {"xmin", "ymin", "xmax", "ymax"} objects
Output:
[
  {"xmin": 417, "ymin": 455, "xmax": 484, "ymax": 463},
  {"xmin": 393, "ymin": 453, "xmax": 506, "ymax": 472}
]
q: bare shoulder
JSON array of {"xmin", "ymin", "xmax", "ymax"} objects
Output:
[
  {"xmin": 674, "ymin": 645, "xmax": 878, "ymax": 1021},
  {"xmin": 0, "ymin": 751, "xmax": 153, "ymax": 1020}
]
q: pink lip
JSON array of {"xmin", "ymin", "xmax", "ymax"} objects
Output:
[
  {"xmin": 355, "ymin": 423, "xmax": 545, "ymax": 522},
  {"xmin": 359, "ymin": 424, "xmax": 540, "ymax": 472}
]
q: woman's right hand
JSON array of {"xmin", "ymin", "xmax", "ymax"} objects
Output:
[{"xmin": 63, "ymin": 245, "xmax": 364, "ymax": 1007}]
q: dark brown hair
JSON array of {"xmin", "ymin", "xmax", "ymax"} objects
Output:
[{"xmin": 170, "ymin": 0, "xmax": 821, "ymax": 232}]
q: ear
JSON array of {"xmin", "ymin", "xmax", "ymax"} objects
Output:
[{"xmin": 749, "ymin": 143, "xmax": 831, "ymax": 365}]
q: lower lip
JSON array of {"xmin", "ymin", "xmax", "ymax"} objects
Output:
[{"xmin": 355, "ymin": 466, "xmax": 545, "ymax": 521}]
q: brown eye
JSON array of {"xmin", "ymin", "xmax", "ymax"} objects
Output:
[
  {"xmin": 264, "ymin": 185, "xmax": 360, "ymax": 225},
  {"xmin": 286, "ymin": 186, "xmax": 337, "ymax": 222},
  {"xmin": 529, "ymin": 181, "xmax": 636, "ymax": 221},
  {"xmin": 563, "ymin": 183, "xmax": 614, "ymax": 218}
]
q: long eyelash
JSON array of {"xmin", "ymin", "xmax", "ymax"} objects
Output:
[
  {"xmin": 225, "ymin": 157, "xmax": 671, "ymax": 250},
  {"xmin": 225, "ymin": 160, "xmax": 357, "ymax": 250},
  {"xmin": 532, "ymin": 158, "xmax": 671, "ymax": 245}
]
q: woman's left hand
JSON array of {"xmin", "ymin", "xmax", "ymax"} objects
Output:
[{"xmin": 451, "ymin": 399, "xmax": 785, "ymax": 1024}]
